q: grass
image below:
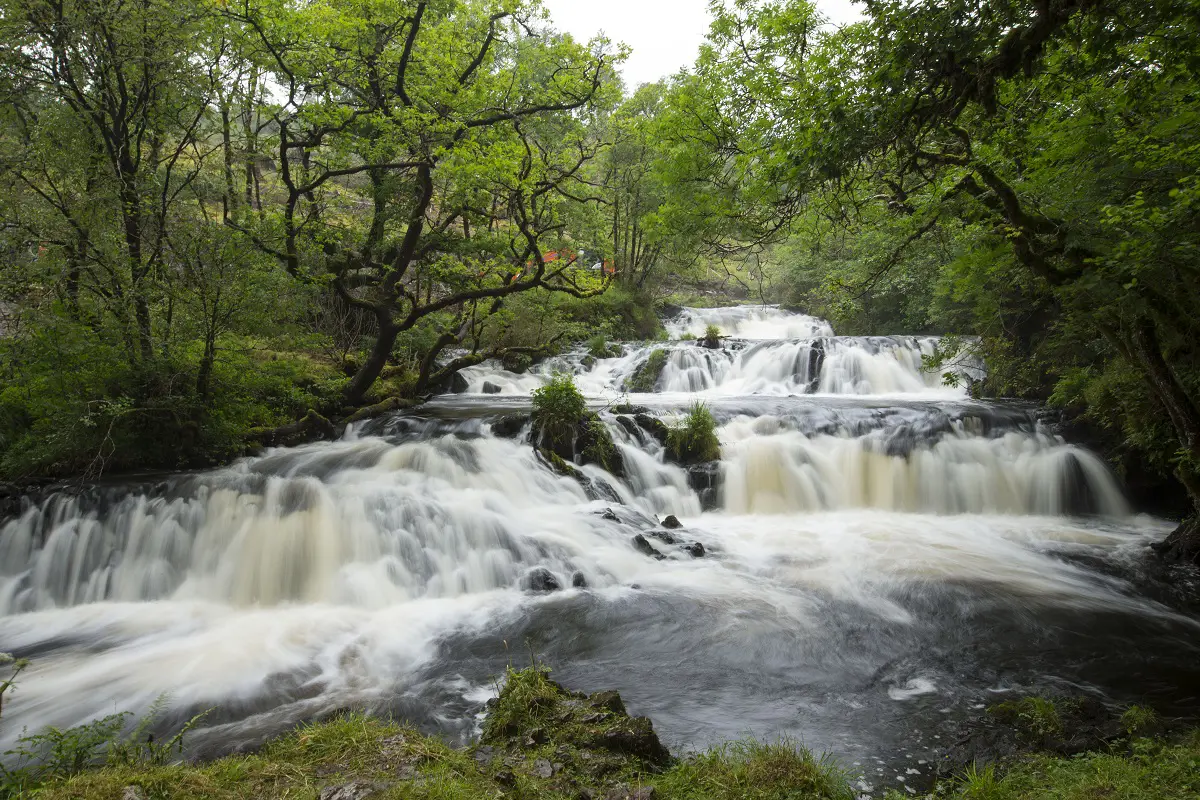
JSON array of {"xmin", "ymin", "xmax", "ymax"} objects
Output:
[
  {"xmin": 26, "ymin": 667, "xmax": 855, "ymax": 800},
  {"xmin": 11, "ymin": 667, "xmax": 1200, "ymax": 800},
  {"xmin": 666, "ymin": 402, "xmax": 721, "ymax": 464},
  {"xmin": 902, "ymin": 732, "xmax": 1200, "ymax": 800},
  {"xmin": 987, "ymin": 697, "xmax": 1069, "ymax": 742},
  {"xmin": 531, "ymin": 373, "xmax": 587, "ymax": 453}
]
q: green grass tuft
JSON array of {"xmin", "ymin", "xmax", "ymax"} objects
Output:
[{"xmin": 666, "ymin": 402, "xmax": 721, "ymax": 464}]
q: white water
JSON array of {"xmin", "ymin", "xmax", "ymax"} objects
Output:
[{"xmin": 1, "ymin": 306, "xmax": 1194, "ymax": 779}]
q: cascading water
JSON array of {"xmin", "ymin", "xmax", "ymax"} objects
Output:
[{"xmin": 2, "ymin": 307, "xmax": 1197, "ymax": 795}]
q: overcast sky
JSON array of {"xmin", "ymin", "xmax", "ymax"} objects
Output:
[{"xmin": 540, "ymin": 0, "xmax": 863, "ymax": 88}]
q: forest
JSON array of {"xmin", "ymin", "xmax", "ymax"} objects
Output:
[{"xmin": 2, "ymin": 0, "xmax": 1198, "ymax": 559}]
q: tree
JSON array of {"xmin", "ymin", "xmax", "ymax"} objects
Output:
[{"xmin": 226, "ymin": 0, "xmax": 621, "ymax": 405}]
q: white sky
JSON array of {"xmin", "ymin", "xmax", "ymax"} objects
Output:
[{"xmin": 540, "ymin": 0, "xmax": 864, "ymax": 88}]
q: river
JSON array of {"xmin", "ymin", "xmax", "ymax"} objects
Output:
[{"xmin": 1, "ymin": 306, "xmax": 1197, "ymax": 795}]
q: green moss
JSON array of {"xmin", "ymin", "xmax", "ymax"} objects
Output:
[
  {"xmin": 666, "ymin": 403, "xmax": 721, "ymax": 465},
  {"xmin": 627, "ymin": 349, "xmax": 669, "ymax": 393},
  {"xmin": 581, "ymin": 414, "xmax": 620, "ymax": 473}
]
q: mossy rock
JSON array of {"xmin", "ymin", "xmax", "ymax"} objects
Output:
[
  {"xmin": 482, "ymin": 666, "xmax": 672, "ymax": 782},
  {"xmin": 626, "ymin": 350, "xmax": 669, "ymax": 393}
]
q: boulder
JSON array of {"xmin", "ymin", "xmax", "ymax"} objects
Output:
[
  {"xmin": 632, "ymin": 414, "xmax": 669, "ymax": 445},
  {"xmin": 661, "ymin": 515, "xmax": 683, "ymax": 529},
  {"xmin": 572, "ymin": 571, "xmax": 589, "ymax": 588},
  {"xmin": 522, "ymin": 567, "xmax": 562, "ymax": 593},
  {"xmin": 481, "ymin": 381, "xmax": 503, "ymax": 395},
  {"xmin": 490, "ymin": 414, "xmax": 529, "ymax": 439},
  {"xmin": 684, "ymin": 542, "xmax": 706, "ymax": 558},
  {"xmin": 449, "ymin": 372, "xmax": 470, "ymax": 393},
  {"xmin": 631, "ymin": 534, "xmax": 664, "ymax": 559}
]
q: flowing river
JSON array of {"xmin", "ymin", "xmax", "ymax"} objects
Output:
[{"xmin": 2, "ymin": 306, "xmax": 1198, "ymax": 794}]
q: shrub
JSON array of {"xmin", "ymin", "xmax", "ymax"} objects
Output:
[
  {"xmin": 667, "ymin": 403, "xmax": 721, "ymax": 464},
  {"xmin": 586, "ymin": 335, "xmax": 620, "ymax": 360},
  {"xmin": 532, "ymin": 374, "xmax": 587, "ymax": 452},
  {"xmin": 627, "ymin": 349, "xmax": 669, "ymax": 393}
]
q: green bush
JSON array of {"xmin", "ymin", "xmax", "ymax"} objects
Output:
[
  {"xmin": 627, "ymin": 349, "xmax": 669, "ymax": 392},
  {"xmin": 666, "ymin": 403, "xmax": 721, "ymax": 464},
  {"xmin": 703, "ymin": 324, "xmax": 722, "ymax": 343},
  {"xmin": 532, "ymin": 374, "xmax": 587, "ymax": 452},
  {"xmin": 586, "ymin": 335, "xmax": 620, "ymax": 360}
]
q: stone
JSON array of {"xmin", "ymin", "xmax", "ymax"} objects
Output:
[
  {"xmin": 122, "ymin": 788, "xmax": 148, "ymax": 800},
  {"xmin": 522, "ymin": 567, "xmax": 562, "ymax": 593},
  {"xmin": 533, "ymin": 758, "xmax": 555, "ymax": 778},
  {"xmin": 319, "ymin": 782, "xmax": 383, "ymax": 800},
  {"xmin": 631, "ymin": 534, "xmax": 663, "ymax": 559},
  {"xmin": 482, "ymin": 381, "xmax": 503, "ymax": 394},
  {"xmin": 572, "ymin": 571, "xmax": 589, "ymax": 588},
  {"xmin": 604, "ymin": 785, "xmax": 658, "ymax": 800},
  {"xmin": 450, "ymin": 372, "xmax": 470, "ymax": 393},
  {"xmin": 632, "ymin": 414, "xmax": 669, "ymax": 445},
  {"xmin": 684, "ymin": 542, "xmax": 706, "ymax": 558},
  {"xmin": 661, "ymin": 515, "xmax": 683, "ymax": 529},
  {"xmin": 491, "ymin": 414, "xmax": 529, "ymax": 439},
  {"xmin": 589, "ymin": 690, "xmax": 627, "ymax": 716},
  {"xmin": 494, "ymin": 770, "xmax": 517, "ymax": 787},
  {"xmin": 600, "ymin": 508, "xmax": 621, "ymax": 522},
  {"xmin": 646, "ymin": 529, "xmax": 680, "ymax": 545},
  {"xmin": 473, "ymin": 745, "xmax": 496, "ymax": 765}
]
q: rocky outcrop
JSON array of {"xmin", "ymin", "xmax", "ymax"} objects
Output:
[{"xmin": 480, "ymin": 666, "xmax": 673, "ymax": 796}]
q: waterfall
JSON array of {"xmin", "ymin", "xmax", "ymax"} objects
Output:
[{"xmin": 2, "ymin": 305, "xmax": 1192, "ymax": 774}]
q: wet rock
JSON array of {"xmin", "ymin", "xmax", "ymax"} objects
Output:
[
  {"xmin": 611, "ymin": 404, "xmax": 649, "ymax": 416},
  {"xmin": 594, "ymin": 718, "xmax": 672, "ymax": 766},
  {"xmin": 522, "ymin": 567, "xmax": 562, "ymax": 593},
  {"xmin": 684, "ymin": 542, "xmax": 705, "ymax": 558},
  {"xmin": 491, "ymin": 414, "xmax": 529, "ymax": 439},
  {"xmin": 604, "ymin": 787, "xmax": 657, "ymax": 800},
  {"xmin": 599, "ymin": 508, "xmax": 621, "ymax": 522},
  {"xmin": 935, "ymin": 695, "xmax": 1126, "ymax": 781},
  {"xmin": 632, "ymin": 414, "xmax": 669, "ymax": 445},
  {"xmin": 481, "ymin": 381, "xmax": 503, "ymax": 395},
  {"xmin": 614, "ymin": 415, "xmax": 641, "ymax": 437},
  {"xmin": 686, "ymin": 462, "xmax": 722, "ymax": 511},
  {"xmin": 450, "ymin": 372, "xmax": 470, "ymax": 393},
  {"xmin": 631, "ymin": 534, "xmax": 664, "ymax": 559},
  {"xmin": 661, "ymin": 515, "xmax": 683, "ymax": 529},
  {"xmin": 572, "ymin": 571, "xmax": 589, "ymax": 588},
  {"xmin": 319, "ymin": 782, "xmax": 385, "ymax": 800},
  {"xmin": 590, "ymin": 691, "xmax": 628, "ymax": 716},
  {"xmin": 646, "ymin": 529, "xmax": 681, "ymax": 545}
]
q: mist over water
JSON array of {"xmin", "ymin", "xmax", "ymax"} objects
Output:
[{"xmin": 2, "ymin": 306, "xmax": 1197, "ymax": 792}]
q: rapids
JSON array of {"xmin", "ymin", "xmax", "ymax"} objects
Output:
[{"xmin": 1, "ymin": 306, "xmax": 1197, "ymax": 794}]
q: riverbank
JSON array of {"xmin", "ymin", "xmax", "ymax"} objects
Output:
[{"xmin": 9, "ymin": 667, "xmax": 1199, "ymax": 800}]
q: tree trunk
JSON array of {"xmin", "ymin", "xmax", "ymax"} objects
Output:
[{"xmin": 344, "ymin": 316, "xmax": 399, "ymax": 404}]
